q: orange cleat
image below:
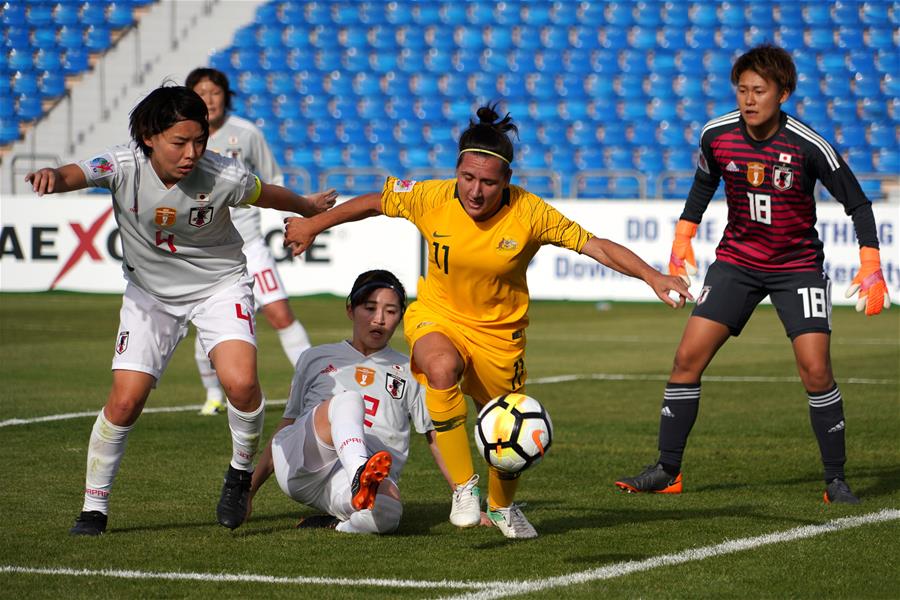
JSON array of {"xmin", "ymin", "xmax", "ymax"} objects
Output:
[{"xmin": 350, "ymin": 451, "xmax": 392, "ymax": 511}]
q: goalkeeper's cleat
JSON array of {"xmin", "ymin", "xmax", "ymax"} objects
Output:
[
  {"xmin": 824, "ymin": 478, "xmax": 860, "ymax": 504},
  {"xmin": 217, "ymin": 465, "xmax": 252, "ymax": 530},
  {"xmin": 487, "ymin": 504, "xmax": 538, "ymax": 539},
  {"xmin": 70, "ymin": 510, "xmax": 107, "ymax": 536},
  {"xmin": 615, "ymin": 463, "xmax": 683, "ymax": 494},
  {"xmin": 449, "ymin": 474, "xmax": 481, "ymax": 528},
  {"xmin": 199, "ymin": 397, "xmax": 225, "ymax": 416},
  {"xmin": 845, "ymin": 247, "xmax": 891, "ymax": 316},
  {"xmin": 297, "ymin": 514, "xmax": 340, "ymax": 529},
  {"xmin": 350, "ymin": 451, "xmax": 392, "ymax": 511},
  {"xmin": 669, "ymin": 219, "xmax": 699, "ymax": 286}
]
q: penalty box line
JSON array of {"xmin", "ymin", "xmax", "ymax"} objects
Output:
[
  {"xmin": 3, "ymin": 510, "xmax": 897, "ymax": 595},
  {"xmin": 2, "ymin": 372, "xmax": 895, "ymax": 429},
  {"xmin": 441, "ymin": 508, "xmax": 900, "ymax": 600}
]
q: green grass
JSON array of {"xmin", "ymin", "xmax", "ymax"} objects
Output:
[{"xmin": 1, "ymin": 293, "xmax": 898, "ymax": 598}]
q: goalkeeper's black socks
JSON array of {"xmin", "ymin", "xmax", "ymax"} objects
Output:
[
  {"xmin": 808, "ymin": 384, "xmax": 847, "ymax": 483},
  {"xmin": 657, "ymin": 382, "xmax": 701, "ymax": 471}
]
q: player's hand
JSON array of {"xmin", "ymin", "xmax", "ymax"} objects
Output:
[
  {"xmin": 25, "ymin": 168, "xmax": 58, "ymax": 196},
  {"xmin": 845, "ymin": 247, "xmax": 891, "ymax": 316},
  {"xmin": 669, "ymin": 219, "xmax": 699, "ymax": 286},
  {"xmin": 650, "ymin": 271, "xmax": 693, "ymax": 308},
  {"xmin": 307, "ymin": 188, "xmax": 338, "ymax": 215},
  {"xmin": 284, "ymin": 216, "xmax": 317, "ymax": 256}
]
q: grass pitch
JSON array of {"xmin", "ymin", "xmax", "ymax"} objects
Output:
[{"xmin": 1, "ymin": 292, "xmax": 898, "ymax": 598}]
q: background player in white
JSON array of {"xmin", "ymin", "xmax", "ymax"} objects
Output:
[
  {"xmin": 248, "ymin": 270, "xmax": 453, "ymax": 534},
  {"xmin": 24, "ymin": 85, "xmax": 337, "ymax": 535},
  {"xmin": 186, "ymin": 67, "xmax": 325, "ymax": 415}
]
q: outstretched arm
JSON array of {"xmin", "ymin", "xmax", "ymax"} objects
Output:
[
  {"xmin": 25, "ymin": 164, "xmax": 88, "ymax": 196},
  {"xmin": 254, "ymin": 184, "xmax": 337, "ymax": 217},
  {"xmin": 580, "ymin": 236, "xmax": 693, "ymax": 308},
  {"xmin": 284, "ymin": 192, "xmax": 383, "ymax": 256},
  {"xmin": 247, "ymin": 417, "xmax": 295, "ymax": 520}
]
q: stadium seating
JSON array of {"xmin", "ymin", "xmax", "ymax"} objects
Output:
[
  {"xmin": 6, "ymin": 0, "xmax": 898, "ymax": 199},
  {"xmin": 2, "ymin": 0, "xmax": 140, "ymax": 146}
]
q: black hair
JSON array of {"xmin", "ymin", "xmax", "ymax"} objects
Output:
[
  {"xmin": 129, "ymin": 85, "xmax": 209, "ymax": 157},
  {"xmin": 347, "ymin": 269, "xmax": 407, "ymax": 314},
  {"xmin": 731, "ymin": 44, "xmax": 797, "ymax": 96},
  {"xmin": 456, "ymin": 102, "xmax": 518, "ymax": 171},
  {"xmin": 185, "ymin": 67, "xmax": 234, "ymax": 111}
]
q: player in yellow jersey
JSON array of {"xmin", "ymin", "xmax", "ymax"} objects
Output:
[{"xmin": 284, "ymin": 104, "xmax": 691, "ymax": 538}]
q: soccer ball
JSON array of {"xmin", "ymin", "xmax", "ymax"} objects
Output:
[{"xmin": 474, "ymin": 393, "xmax": 553, "ymax": 475}]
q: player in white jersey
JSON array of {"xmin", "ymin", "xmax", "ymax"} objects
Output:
[
  {"xmin": 24, "ymin": 85, "xmax": 337, "ymax": 536},
  {"xmin": 248, "ymin": 270, "xmax": 453, "ymax": 534},
  {"xmin": 186, "ymin": 67, "xmax": 319, "ymax": 416}
]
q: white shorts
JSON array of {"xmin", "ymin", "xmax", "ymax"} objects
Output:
[
  {"xmin": 272, "ymin": 405, "xmax": 356, "ymax": 520},
  {"xmin": 243, "ymin": 238, "xmax": 289, "ymax": 310},
  {"xmin": 112, "ymin": 279, "xmax": 257, "ymax": 381}
]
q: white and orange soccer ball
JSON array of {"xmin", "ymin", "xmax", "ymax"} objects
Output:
[{"xmin": 474, "ymin": 393, "xmax": 553, "ymax": 474}]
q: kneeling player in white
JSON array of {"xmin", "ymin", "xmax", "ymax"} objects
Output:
[{"xmin": 248, "ymin": 270, "xmax": 452, "ymax": 533}]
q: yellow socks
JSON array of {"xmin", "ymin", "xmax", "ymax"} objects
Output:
[
  {"xmin": 425, "ymin": 383, "xmax": 474, "ymax": 485},
  {"xmin": 488, "ymin": 468, "xmax": 520, "ymax": 510}
]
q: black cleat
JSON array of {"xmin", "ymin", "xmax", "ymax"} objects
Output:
[
  {"xmin": 217, "ymin": 465, "xmax": 252, "ymax": 529},
  {"xmin": 296, "ymin": 514, "xmax": 340, "ymax": 529},
  {"xmin": 824, "ymin": 478, "xmax": 860, "ymax": 504},
  {"xmin": 70, "ymin": 510, "xmax": 107, "ymax": 536},
  {"xmin": 615, "ymin": 463, "xmax": 683, "ymax": 494}
]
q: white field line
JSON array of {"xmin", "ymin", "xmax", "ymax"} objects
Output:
[
  {"xmin": 2, "ymin": 510, "xmax": 897, "ymax": 595},
  {"xmin": 440, "ymin": 508, "xmax": 900, "ymax": 600},
  {"xmin": 2, "ymin": 371, "xmax": 896, "ymax": 429},
  {"xmin": 0, "ymin": 565, "xmax": 493, "ymax": 590}
]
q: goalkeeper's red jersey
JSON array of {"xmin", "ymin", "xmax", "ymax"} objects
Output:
[{"xmin": 682, "ymin": 111, "xmax": 872, "ymax": 272}]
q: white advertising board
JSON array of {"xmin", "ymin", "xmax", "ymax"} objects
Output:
[{"xmin": 2, "ymin": 194, "xmax": 897, "ymax": 306}]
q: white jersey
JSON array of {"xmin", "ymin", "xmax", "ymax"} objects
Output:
[
  {"xmin": 78, "ymin": 143, "xmax": 260, "ymax": 303},
  {"xmin": 284, "ymin": 341, "xmax": 431, "ymax": 479},
  {"xmin": 207, "ymin": 115, "xmax": 283, "ymax": 244}
]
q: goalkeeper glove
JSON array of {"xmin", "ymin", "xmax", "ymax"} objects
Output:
[
  {"xmin": 845, "ymin": 247, "xmax": 891, "ymax": 316},
  {"xmin": 669, "ymin": 219, "xmax": 698, "ymax": 286}
]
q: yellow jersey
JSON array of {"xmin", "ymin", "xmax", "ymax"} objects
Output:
[{"xmin": 381, "ymin": 177, "xmax": 592, "ymax": 337}]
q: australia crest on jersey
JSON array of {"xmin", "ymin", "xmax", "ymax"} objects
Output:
[
  {"xmin": 772, "ymin": 164, "xmax": 793, "ymax": 191},
  {"xmin": 189, "ymin": 206, "xmax": 214, "ymax": 228},
  {"xmin": 746, "ymin": 162, "xmax": 765, "ymax": 187},
  {"xmin": 355, "ymin": 366, "xmax": 376, "ymax": 387},
  {"xmin": 385, "ymin": 373, "xmax": 407, "ymax": 399}
]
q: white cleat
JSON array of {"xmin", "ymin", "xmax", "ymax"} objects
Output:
[
  {"xmin": 449, "ymin": 474, "xmax": 481, "ymax": 528},
  {"xmin": 487, "ymin": 503, "xmax": 537, "ymax": 539}
]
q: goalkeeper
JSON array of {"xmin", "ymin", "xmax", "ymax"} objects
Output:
[{"xmin": 616, "ymin": 44, "xmax": 890, "ymax": 504}]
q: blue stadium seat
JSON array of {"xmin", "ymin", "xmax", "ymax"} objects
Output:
[
  {"xmin": 628, "ymin": 26, "xmax": 657, "ymax": 50},
  {"xmin": 717, "ymin": 2, "xmax": 745, "ymax": 27},
  {"xmin": 108, "ymin": 3, "xmax": 134, "ymax": 29},
  {"xmin": 0, "ymin": 94, "xmax": 15, "ymax": 117},
  {"xmin": 0, "ymin": 116, "xmax": 20, "ymax": 144},
  {"xmin": 658, "ymin": 27, "xmax": 688, "ymax": 50},
  {"xmin": 367, "ymin": 49, "xmax": 397, "ymax": 72},
  {"xmin": 865, "ymin": 26, "xmax": 895, "ymax": 50},
  {"xmin": 665, "ymin": 147, "xmax": 696, "ymax": 170},
  {"xmin": 17, "ymin": 95, "xmax": 43, "ymax": 120},
  {"xmin": 35, "ymin": 48, "xmax": 63, "ymax": 71},
  {"xmin": 483, "ymin": 24, "xmax": 513, "ymax": 50},
  {"xmin": 686, "ymin": 25, "xmax": 716, "ymax": 49},
  {"xmin": 661, "ymin": 1, "xmax": 691, "ymax": 27},
  {"xmin": 80, "ymin": 1, "xmax": 110, "ymax": 27},
  {"xmin": 832, "ymin": 1, "xmax": 861, "ymax": 25},
  {"xmin": 549, "ymin": 1, "xmax": 579, "ymax": 26},
  {"xmin": 38, "ymin": 69, "xmax": 66, "ymax": 99},
  {"xmin": 422, "ymin": 47, "xmax": 452, "ymax": 72},
  {"xmin": 411, "ymin": 2, "xmax": 440, "ymax": 25},
  {"xmin": 874, "ymin": 148, "xmax": 899, "ymax": 173},
  {"xmin": 2, "ymin": 2, "xmax": 27, "ymax": 27},
  {"xmin": 598, "ymin": 26, "xmax": 628, "ymax": 49},
  {"xmin": 774, "ymin": 2, "xmax": 804, "ymax": 24},
  {"xmin": 852, "ymin": 71, "xmax": 882, "ymax": 97},
  {"xmin": 12, "ymin": 70, "xmax": 39, "ymax": 95},
  {"xmin": 260, "ymin": 47, "xmax": 290, "ymax": 71},
  {"xmin": 829, "ymin": 96, "xmax": 859, "ymax": 123},
  {"xmin": 32, "ymin": 27, "xmax": 59, "ymax": 50},
  {"xmin": 836, "ymin": 25, "xmax": 864, "ymax": 49},
  {"xmin": 822, "ymin": 73, "xmax": 853, "ymax": 97},
  {"xmin": 868, "ymin": 122, "xmax": 897, "ymax": 148},
  {"xmin": 27, "ymin": 3, "xmax": 55, "ymax": 28},
  {"xmin": 807, "ymin": 27, "xmax": 836, "ymax": 50},
  {"xmin": 7, "ymin": 48, "xmax": 34, "ymax": 72},
  {"xmin": 860, "ymin": 2, "xmax": 889, "ymax": 24},
  {"xmin": 62, "ymin": 47, "xmax": 88, "ymax": 74},
  {"xmin": 803, "ymin": 3, "xmax": 833, "ymax": 26},
  {"xmin": 859, "ymin": 97, "xmax": 889, "ymax": 121},
  {"xmin": 689, "ymin": 2, "xmax": 718, "ymax": 27},
  {"xmin": 846, "ymin": 147, "xmax": 874, "ymax": 172},
  {"xmin": 884, "ymin": 73, "xmax": 900, "ymax": 97},
  {"xmin": 873, "ymin": 48, "xmax": 897, "ymax": 73},
  {"xmin": 84, "ymin": 25, "xmax": 111, "ymax": 51},
  {"xmin": 837, "ymin": 123, "xmax": 868, "ymax": 148},
  {"xmin": 649, "ymin": 97, "xmax": 679, "ymax": 122}
]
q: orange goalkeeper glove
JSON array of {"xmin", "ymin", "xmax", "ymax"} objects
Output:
[
  {"xmin": 844, "ymin": 247, "xmax": 891, "ymax": 316},
  {"xmin": 669, "ymin": 219, "xmax": 698, "ymax": 286}
]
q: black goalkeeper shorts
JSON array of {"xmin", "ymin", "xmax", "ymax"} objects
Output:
[{"xmin": 692, "ymin": 260, "xmax": 832, "ymax": 339}]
